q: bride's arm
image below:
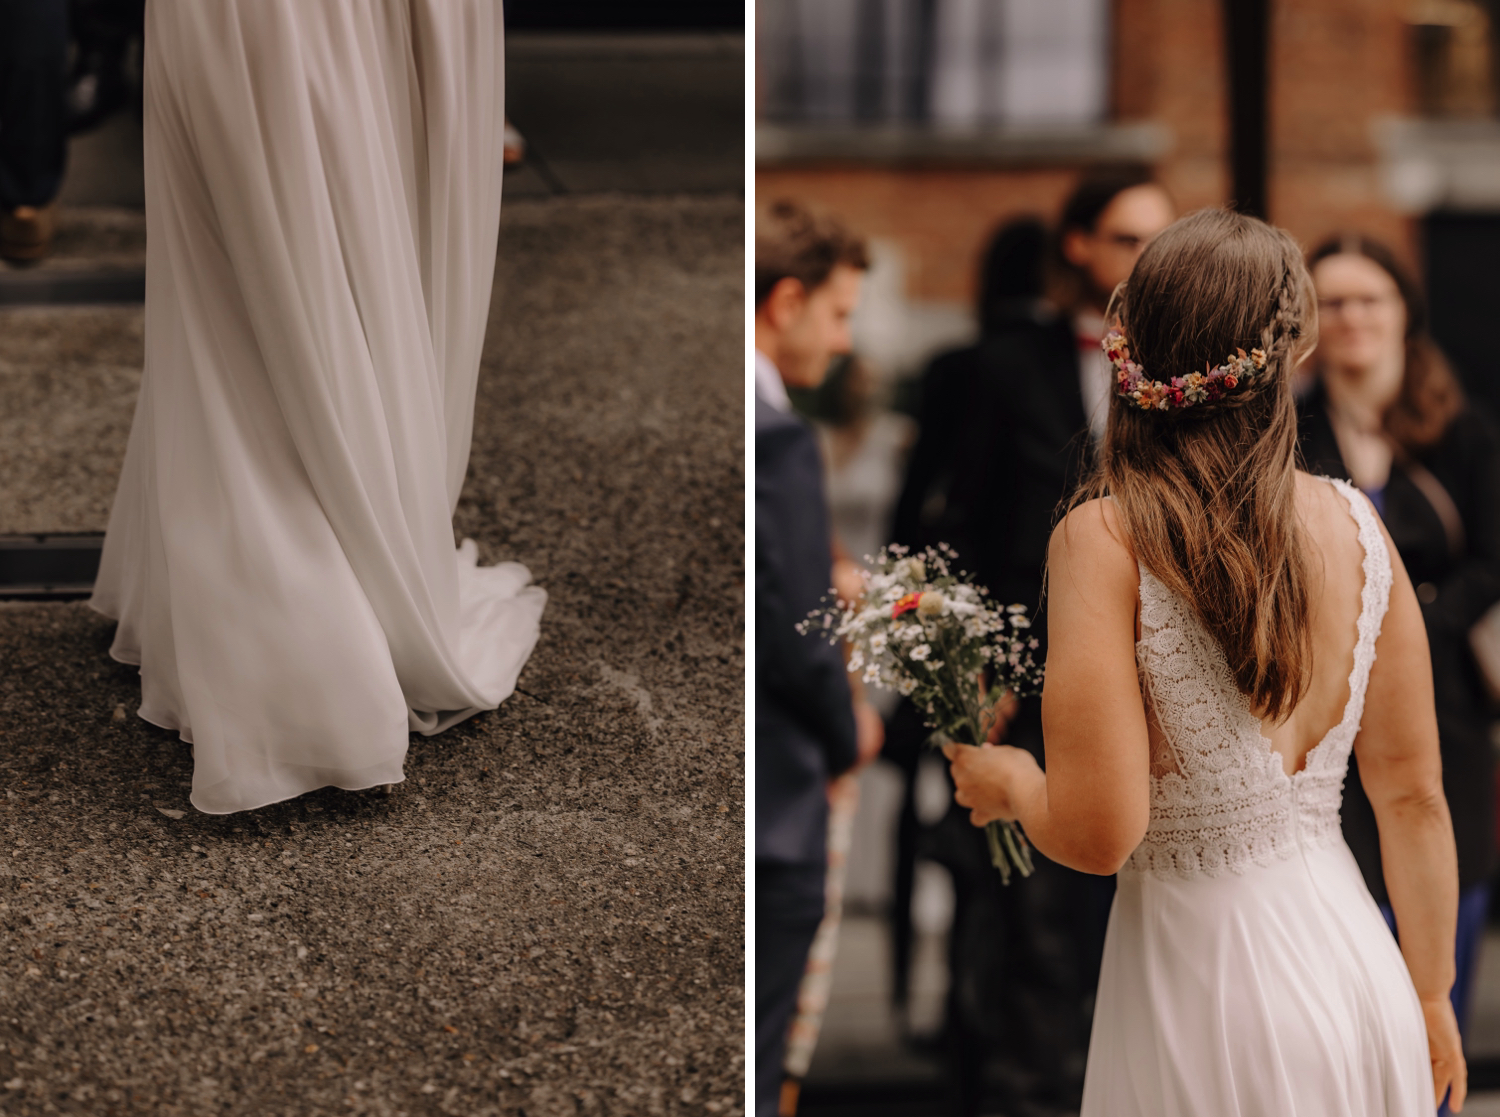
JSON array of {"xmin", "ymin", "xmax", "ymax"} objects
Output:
[
  {"xmin": 1357, "ymin": 521, "xmax": 1466, "ymax": 1110},
  {"xmin": 947, "ymin": 499, "xmax": 1151, "ymax": 874}
]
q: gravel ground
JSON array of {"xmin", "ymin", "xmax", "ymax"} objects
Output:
[
  {"xmin": 0, "ymin": 194, "xmax": 746, "ymax": 1116},
  {"xmin": 0, "ymin": 302, "xmax": 144, "ymax": 533}
]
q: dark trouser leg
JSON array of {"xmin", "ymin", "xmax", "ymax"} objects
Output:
[
  {"xmin": 65, "ymin": 0, "xmax": 145, "ymax": 133},
  {"xmin": 939, "ymin": 706, "xmax": 1097, "ymax": 1116},
  {"xmin": 1452, "ymin": 881, "xmax": 1490, "ymax": 1038},
  {"xmin": 942, "ymin": 839, "xmax": 1098, "ymax": 1109},
  {"xmin": 999, "ymin": 851, "xmax": 1095, "ymax": 1110},
  {"xmin": 943, "ymin": 831, "xmax": 1008, "ymax": 1117},
  {"xmin": 756, "ymin": 862, "xmax": 825, "ymax": 1117},
  {"xmin": 0, "ymin": 0, "xmax": 70, "ymax": 208},
  {"xmin": 884, "ymin": 698, "xmax": 927, "ymax": 1018}
]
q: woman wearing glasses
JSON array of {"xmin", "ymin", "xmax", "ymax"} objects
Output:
[{"xmin": 1299, "ymin": 234, "xmax": 1500, "ymax": 1053}]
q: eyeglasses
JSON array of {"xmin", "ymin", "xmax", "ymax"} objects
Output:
[
  {"xmin": 1096, "ymin": 231, "xmax": 1148, "ymax": 252},
  {"xmin": 1317, "ymin": 294, "xmax": 1397, "ymax": 315}
]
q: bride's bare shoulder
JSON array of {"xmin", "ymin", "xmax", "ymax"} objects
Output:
[
  {"xmin": 1293, "ymin": 469, "xmax": 1368, "ymax": 536},
  {"xmin": 1292, "ymin": 470, "xmax": 1386, "ymax": 586},
  {"xmin": 1053, "ymin": 497, "xmax": 1130, "ymax": 549},
  {"xmin": 1294, "ymin": 468, "xmax": 1345, "ymax": 504},
  {"xmin": 1049, "ymin": 498, "xmax": 1137, "ymax": 583}
]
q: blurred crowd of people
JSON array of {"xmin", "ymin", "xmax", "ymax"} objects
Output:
[{"xmin": 755, "ymin": 170, "xmax": 1500, "ymax": 1116}]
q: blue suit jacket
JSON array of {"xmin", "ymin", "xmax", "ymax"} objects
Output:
[{"xmin": 755, "ymin": 396, "xmax": 858, "ymax": 867}]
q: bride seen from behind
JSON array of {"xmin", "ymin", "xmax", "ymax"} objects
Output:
[{"xmin": 947, "ymin": 208, "xmax": 1466, "ymax": 1114}]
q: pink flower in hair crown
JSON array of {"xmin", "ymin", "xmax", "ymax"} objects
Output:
[{"xmin": 1104, "ymin": 329, "xmax": 1267, "ymax": 412}]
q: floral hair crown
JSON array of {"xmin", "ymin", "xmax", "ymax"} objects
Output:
[{"xmin": 1104, "ymin": 328, "xmax": 1268, "ymax": 412}]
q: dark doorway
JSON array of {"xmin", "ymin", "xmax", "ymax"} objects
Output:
[
  {"xmin": 1424, "ymin": 211, "xmax": 1500, "ymax": 421},
  {"xmin": 1223, "ymin": 0, "xmax": 1270, "ymax": 218}
]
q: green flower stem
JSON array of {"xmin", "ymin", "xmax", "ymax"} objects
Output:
[
  {"xmin": 936, "ymin": 730, "xmax": 1034, "ymax": 885},
  {"xmin": 986, "ymin": 822, "xmax": 1012, "ymax": 885},
  {"xmin": 930, "ymin": 622, "xmax": 1034, "ymax": 884},
  {"xmin": 1001, "ymin": 819, "xmax": 1035, "ymax": 877}
]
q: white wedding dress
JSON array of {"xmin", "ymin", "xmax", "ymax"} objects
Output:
[
  {"xmin": 1082, "ymin": 478, "xmax": 1432, "ymax": 1115},
  {"xmin": 90, "ymin": 0, "xmax": 546, "ymax": 814}
]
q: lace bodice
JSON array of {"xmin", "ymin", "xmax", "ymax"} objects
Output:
[{"xmin": 1124, "ymin": 477, "xmax": 1391, "ymax": 879}]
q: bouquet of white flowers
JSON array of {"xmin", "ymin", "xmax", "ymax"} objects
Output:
[{"xmin": 799, "ymin": 544, "xmax": 1045, "ymax": 883}]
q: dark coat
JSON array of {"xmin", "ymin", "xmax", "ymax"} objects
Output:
[
  {"xmin": 755, "ymin": 396, "xmax": 858, "ymax": 868},
  {"xmin": 893, "ymin": 312, "xmax": 1091, "ymax": 617},
  {"xmin": 1299, "ymin": 382, "xmax": 1500, "ymax": 901},
  {"xmin": 969, "ymin": 315, "xmax": 1094, "ymax": 617},
  {"xmin": 889, "ymin": 320, "xmax": 1105, "ymax": 1104}
]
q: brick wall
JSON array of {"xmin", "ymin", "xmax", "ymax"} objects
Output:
[
  {"xmin": 755, "ymin": 166, "xmax": 1080, "ymax": 306},
  {"xmin": 1268, "ymin": 0, "xmax": 1415, "ymax": 257},
  {"xmin": 1114, "ymin": 0, "xmax": 1228, "ymax": 213},
  {"xmin": 756, "ymin": 0, "xmax": 1420, "ymax": 309}
]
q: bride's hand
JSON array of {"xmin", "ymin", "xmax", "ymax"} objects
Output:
[
  {"xmin": 941, "ymin": 742, "xmax": 1040, "ymax": 827},
  {"xmin": 1423, "ymin": 996, "xmax": 1466, "ymax": 1111}
]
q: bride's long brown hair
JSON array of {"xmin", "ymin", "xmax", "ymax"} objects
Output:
[{"xmin": 1072, "ymin": 208, "xmax": 1319, "ymax": 722}]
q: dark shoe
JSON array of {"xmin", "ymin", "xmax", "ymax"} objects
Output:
[{"xmin": 1, "ymin": 203, "xmax": 59, "ymax": 263}]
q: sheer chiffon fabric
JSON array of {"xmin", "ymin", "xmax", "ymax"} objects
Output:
[
  {"xmin": 91, "ymin": 0, "xmax": 546, "ymax": 814},
  {"xmin": 1088, "ymin": 839, "xmax": 1431, "ymax": 1116},
  {"xmin": 1082, "ymin": 480, "xmax": 1431, "ymax": 1115}
]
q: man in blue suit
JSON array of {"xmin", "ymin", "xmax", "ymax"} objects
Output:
[{"xmin": 755, "ymin": 198, "xmax": 882, "ymax": 1117}]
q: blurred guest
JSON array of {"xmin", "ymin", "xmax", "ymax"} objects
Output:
[
  {"xmin": 813, "ymin": 354, "xmax": 916, "ymax": 577},
  {"xmin": 975, "ymin": 166, "xmax": 1174, "ymax": 607},
  {"xmin": 1299, "ymin": 234, "xmax": 1500, "ymax": 1045},
  {"xmin": 778, "ymin": 355, "xmax": 911, "ymax": 1114},
  {"xmin": 883, "ymin": 215, "xmax": 1050, "ymax": 1028},
  {"xmin": 892, "ymin": 216, "xmax": 1050, "ymax": 568},
  {"xmin": 920, "ymin": 168, "xmax": 1173, "ymax": 1117},
  {"xmin": 755, "ymin": 198, "xmax": 883, "ymax": 1117},
  {"xmin": 0, "ymin": 0, "xmax": 69, "ymax": 262}
]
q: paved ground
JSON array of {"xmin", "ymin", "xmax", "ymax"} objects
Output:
[
  {"xmin": 0, "ymin": 190, "xmax": 744, "ymax": 1116},
  {"xmin": 503, "ymin": 34, "xmax": 744, "ymax": 199}
]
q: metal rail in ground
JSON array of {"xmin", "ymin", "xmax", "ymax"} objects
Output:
[{"xmin": 0, "ymin": 533, "xmax": 105, "ymax": 600}]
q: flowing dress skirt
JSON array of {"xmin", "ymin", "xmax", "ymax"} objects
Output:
[
  {"xmin": 91, "ymin": 0, "xmax": 546, "ymax": 814},
  {"xmin": 1082, "ymin": 840, "xmax": 1432, "ymax": 1116}
]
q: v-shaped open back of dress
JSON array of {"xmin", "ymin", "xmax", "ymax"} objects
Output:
[{"xmin": 90, "ymin": 0, "xmax": 546, "ymax": 814}]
